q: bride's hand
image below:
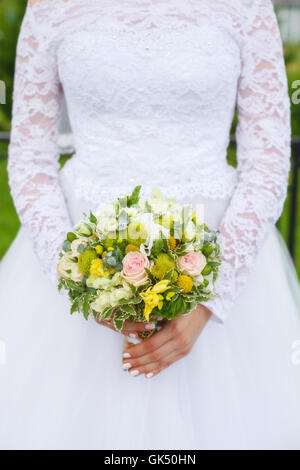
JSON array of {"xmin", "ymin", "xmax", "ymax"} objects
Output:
[
  {"xmin": 95, "ymin": 317, "xmax": 156, "ymax": 338},
  {"xmin": 122, "ymin": 304, "xmax": 212, "ymax": 378}
]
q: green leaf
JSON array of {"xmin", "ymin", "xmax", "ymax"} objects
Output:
[
  {"xmin": 65, "ymin": 279, "xmax": 84, "ymax": 292},
  {"xmin": 57, "ymin": 278, "xmax": 64, "ymax": 292},
  {"xmin": 62, "ymin": 240, "xmax": 71, "ymax": 252},
  {"xmin": 86, "ymin": 287, "xmax": 97, "ymax": 294},
  {"xmin": 144, "ymin": 267, "xmax": 156, "ymax": 283},
  {"xmin": 201, "ymin": 265, "xmax": 212, "ymax": 275},
  {"xmin": 120, "ymin": 304, "xmax": 136, "ymax": 316},
  {"xmin": 67, "ymin": 232, "xmax": 78, "ymax": 243},
  {"xmin": 181, "ymin": 301, "xmax": 197, "ymax": 316},
  {"xmin": 207, "ymin": 261, "xmax": 221, "ymax": 268},
  {"xmin": 128, "ymin": 185, "xmax": 142, "ymax": 207},
  {"xmin": 70, "ymin": 296, "xmax": 80, "ymax": 315},
  {"xmin": 124, "ymin": 281, "xmax": 137, "ymax": 296},
  {"xmin": 151, "ymin": 239, "xmax": 165, "ymax": 257},
  {"xmin": 201, "ymin": 244, "xmax": 213, "ymax": 257},
  {"xmin": 163, "ymin": 268, "xmax": 174, "ymax": 281},
  {"xmin": 77, "ymin": 243, "xmax": 85, "ymax": 254},
  {"xmin": 159, "ymin": 296, "xmax": 187, "ymax": 319},
  {"xmin": 92, "ymin": 309, "xmax": 98, "ymax": 319},
  {"xmin": 89, "ymin": 211, "xmax": 97, "ymax": 224},
  {"xmin": 82, "ymin": 294, "xmax": 90, "ymax": 320},
  {"xmin": 113, "ymin": 312, "xmax": 125, "ymax": 332},
  {"xmin": 101, "ymin": 306, "xmax": 115, "ymax": 320},
  {"xmin": 145, "ymin": 201, "xmax": 152, "ymax": 212}
]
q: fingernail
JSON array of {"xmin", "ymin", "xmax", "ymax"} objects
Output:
[
  {"xmin": 145, "ymin": 323, "xmax": 155, "ymax": 330},
  {"xmin": 130, "ymin": 369, "xmax": 139, "ymax": 377},
  {"xmin": 129, "ymin": 333, "xmax": 137, "ymax": 338},
  {"xmin": 123, "ymin": 363, "xmax": 132, "ymax": 370},
  {"xmin": 123, "ymin": 352, "xmax": 131, "ymax": 359},
  {"xmin": 146, "ymin": 372, "xmax": 154, "ymax": 379}
]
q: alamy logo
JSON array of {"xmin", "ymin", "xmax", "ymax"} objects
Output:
[
  {"xmin": 0, "ymin": 80, "xmax": 6, "ymax": 104},
  {"xmin": 291, "ymin": 80, "xmax": 300, "ymax": 105},
  {"xmin": 0, "ymin": 340, "xmax": 6, "ymax": 365}
]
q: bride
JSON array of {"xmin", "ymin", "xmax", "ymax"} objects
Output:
[{"xmin": 0, "ymin": 0, "xmax": 300, "ymax": 450}]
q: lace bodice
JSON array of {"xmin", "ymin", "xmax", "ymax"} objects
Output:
[{"xmin": 8, "ymin": 0, "xmax": 291, "ymax": 322}]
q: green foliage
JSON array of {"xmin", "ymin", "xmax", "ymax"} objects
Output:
[
  {"xmin": 0, "ymin": 0, "xmax": 26, "ymax": 130},
  {"xmin": 159, "ymin": 296, "xmax": 187, "ymax": 320},
  {"xmin": 127, "ymin": 185, "xmax": 141, "ymax": 207}
]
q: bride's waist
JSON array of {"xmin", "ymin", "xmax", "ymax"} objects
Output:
[{"xmin": 59, "ymin": 155, "xmax": 237, "ymax": 206}]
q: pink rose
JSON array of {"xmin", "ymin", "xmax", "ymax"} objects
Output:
[
  {"xmin": 121, "ymin": 251, "xmax": 151, "ymax": 287},
  {"xmin": 176, "ymin": 249, "xmax": 206, "ymax": 277}
]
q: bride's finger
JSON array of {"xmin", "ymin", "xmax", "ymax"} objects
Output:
[
  {"xmin": 123, "ymin": 321, "xmax": 172, "ymax": 359},
  {"xmin": 122, "ymin": 338, "xmax": 178, "ymax": 371},
  {"xmin": 122, "ymin": 320, "xmax": 156, "ymax": 333},
  {"xmin": 95, "ymin": 318, "xmax": 156, "ymax": 338},
  {"xmin": 125, "ymin": 350, "xmax": 183, "ymax": 378}
]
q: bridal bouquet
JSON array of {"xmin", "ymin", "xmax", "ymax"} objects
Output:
[{"xmin": 57, "ymin": 186, "xmax": 221, "ymax": 335}]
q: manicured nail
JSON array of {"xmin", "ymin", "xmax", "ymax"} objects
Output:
[
  {"xmin": 129, "ymin": 333, "xmax": 137, "ymax": 338},
  {"xmin": 145, "ymin": 323, "xmax": 155, "ymax": 330},
  {"xmin": 123, "ymin": 352, "xmax": 131, "ymax": 359},
  {"xmin": 146, "ymin": 372, "xmax": 154, "ymax": 379},
  {"xmin": 123, "ymin": 363, "xmax": 132, "ymax": 370},
  {"xmin": 130, "ymin": 369, "xmax": 139, "ymax": 377}
]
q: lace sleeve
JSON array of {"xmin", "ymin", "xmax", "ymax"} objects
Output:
[
  {"xmin": 204, "ymin": 0, "xmax": 291, "ymax": 322},
  {"xmin": 7, "ymin": 2, "xmax": 73, "ymax": 283}
]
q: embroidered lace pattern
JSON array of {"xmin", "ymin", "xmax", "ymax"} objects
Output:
[{"xmin": 8, "ymin": 0, "xmax": 291, "ymax": 320}]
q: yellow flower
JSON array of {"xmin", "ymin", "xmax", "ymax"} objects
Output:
[
  {"xmin": 95, "ymin": 245, "xmax": 104, "ymax": 255},
  {"xmin": 166, "ymin": 291, "xmax": 175, "ymax": 301},
  {"xmin": 151, "ymin": 280, "xmax": 170, "ymax": 294},
  {"xmin": 168, "ymin": 236, "xmax": 177, "ymax": 251},
  {"xmin": 151, "ymin": 253, "xmax": 175, "ymax": 280},
  {"xmin": 140, "ymin": 280, "xmax": 170, "ymax": 321},
  {"xmin": 78, "ymin": 249, "xmax": 97, "ymax": 277},
  {"xmin": 177, "ymin": 275, "xmax": 193, "ymax": 293},
  {"xmin": 125, "ymin": 244, "xmax": 140, "ymax": 254},
  {"xmin": 89, "ymin": 258, "xmax": 114, "ymax": 278}
]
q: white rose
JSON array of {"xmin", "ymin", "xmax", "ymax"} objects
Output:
[
  {"xmin": 87, "ymin": 272, "xmax": 122, "ymax": 290},
  {"xmin": 96, "ymin": 217, "xmax": 118, "ymax": 236},
  {"xmin": 91, "ymin": 291, "xmax": 111, "ymax": 313},
  {"xmin": 110, "ymin": 286, "xmax": 132, "ymax": 306},
  {"xmin": 75, "ymin": 222, "xmax": 93, "ymax": 237},
  {"xmin": 57, "ymin": 254, "xmax": 84, "ymax": 282}
]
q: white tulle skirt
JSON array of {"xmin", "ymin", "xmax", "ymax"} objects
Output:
[{"xmin": 0, "ymin": 185, "xmax": 300, "ymax": 450}]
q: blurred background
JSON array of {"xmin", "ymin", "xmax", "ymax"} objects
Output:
[{"xmin": 0, "ymin": 0, "xmax": 299, "ymax": 276}]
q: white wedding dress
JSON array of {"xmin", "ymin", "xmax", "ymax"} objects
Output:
[{"xmin": 0, "ymin": 0, "xmax": 300, "ymax": 450}]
